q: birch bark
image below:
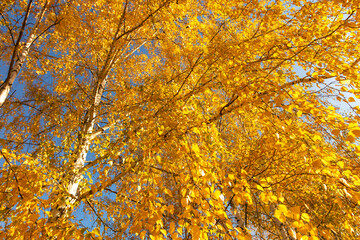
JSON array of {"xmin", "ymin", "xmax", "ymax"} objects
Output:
[
  {"xmin": 48, "ymin": 0, "xmax": 167, "ymax": 221},
  {"xmin": 48, "ymin": 45, "xmax": 118, "ymax": 220},
  {"xmin": 0, "ymin": 1, "xmax": 48, "ymax": 106}
]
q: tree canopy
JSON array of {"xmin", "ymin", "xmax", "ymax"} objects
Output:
[{"xmin": 1, "ymin": 0, "xmax": 360, "ymax": 239}]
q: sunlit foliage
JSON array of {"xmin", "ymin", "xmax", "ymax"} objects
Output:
[{"xmin": 1, "ymin": 0, "xmax": 360, "ymax": 239}]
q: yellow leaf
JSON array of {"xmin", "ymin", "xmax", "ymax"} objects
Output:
[
  {"xmin": 193, "ymin": 127, "xmax": 201, "ymax": 135},
  {"xmin": 169, "ymin": 222, "xmax": 175, "ymax": 233},
  {"xmin": 29, "ymin": 213, "xmax": 39, "ymax": 223},
  {"xmin": 260, "ymin": 192, "xmax": 269, "ymax": 203},
  {"xmin": 160, "ymin": 229, "xmax": 167, "ymax": 237},
  {"xmin": 341, "ymin": 79, "xmax": 351, "ymax": 85},
  {"xmin": 301, "ymin": 213, "xmax": 310, "ymax": 222},
  {"xmin": 270, "ymin": 195, "xmax": 278, "ymax": 202},
  {"xmin": 214, "ymin": 190, "xmax": 221, "ymax": 199},
  {"xmin": 201, "ymin": 230, "xmax": 209, "ymax": 240},
  {"xmin": 274, "ymin": 209, "xmax": 286, "ymax": 223},
  {"xmin": 312, "ymin": 160, "xmax": 322, "ymax": 168},
  {"xmin": 181, "ymin": 198, "xmax": 188, "ymax": 207},
  {"xmin": 347, "ymin": 134, "xmax": 356, "ymax": 142},
  {"xmin": 93, "ymin": 228, "xmax": 100, "ymax": 236},
  {"xmin": 331, "ymin": 129, "xmax": 340, "ymax": 136},
  {"xmin": 278, "ymin": 204, "xmax": 288, "ymax": 214},
  {"xmin": 337, "ymin": 161, "xmax": 344, "ymax": 168},
  {"xmin": 91, "ymin": 184, "xmax": 96, "ymax": 193},
  {"xmin": 351, "ymin": 129, "xmax": 360, "ymax": 137},
  {"xmin": 191, "ymin": 143, "xmax": 200, "ymax": 155},
  {"xmin": 348, "ymin": 97, "xmax": 355, "ymax": 102},
  {"xmin": 191, "ymin": 225, "xmax": 200, "ymax": 239},
  {"xmin": 140, "ymin": 231, "xmax": 147, "ymax": 239},
  {"xmin": 354, "ymin": 179, "xmax": 360, "ymax": 186},
  {"xmin": 290, "ymin": 206, "xmax": 301, "ymax": 220},
  {"xmin": 292, "ymin": 221, "xmax": 301, "ymax": 228},
  {"xmin": 327, "ymin": 106, "xmax": 335, "ymax": 111}
]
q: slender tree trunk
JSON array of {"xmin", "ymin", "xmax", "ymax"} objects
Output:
[
  {"xmin": 0, "ymin": 1, "xmax": 47, "ymax": 107},
  {"xmin": 49, "ymin": 78, "xmax": 108, "ymax": 220},
  {"xmin": 48, "ymin": 0, "xmax": 166, "ymax": 222},
  {"xmin": 48, "ymin": 43, "xmax": 119, "ymax": 221}
]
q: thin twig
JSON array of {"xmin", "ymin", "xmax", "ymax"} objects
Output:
[{"xmin": 0, "ymin": 150, "xmax": 24, "ymax": 199}]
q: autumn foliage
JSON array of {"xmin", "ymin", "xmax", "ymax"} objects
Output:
[{"xmin": 1, "ymin": 0, "xmax": 360, "ymax": 239}]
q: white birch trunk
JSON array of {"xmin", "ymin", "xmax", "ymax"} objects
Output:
[
  {"xmin": 0, "ymin": 1, "xmax": 47, "ymax": 107},
  {"xmin": 48, "ymin": 1, "xmax": 163, "ymax": 222},
  {"xmin": 49, "ymin": 44, "xmax": 118, "ymax": 221},
  {"xmin": 49, "ymin": 75, "xmax": 109, "ymax": 220}
]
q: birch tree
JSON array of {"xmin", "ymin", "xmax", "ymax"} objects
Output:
[{"xmin": 1, "ymin": 0, "xmax": 360, "ymax": 239}]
